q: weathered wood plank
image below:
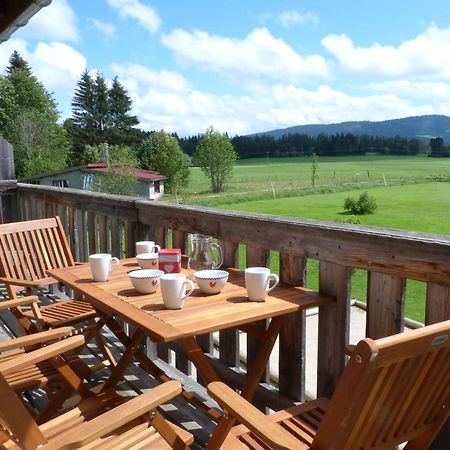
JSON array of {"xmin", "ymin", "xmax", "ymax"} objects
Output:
[
  {"xmin": 74, "ymin": 209, "xmax": 85, "ymax": 262},
  {"xmin": 426, "ymin": 283, "xmax": 450, "ymax": 325},
  {"xmin": 317, "ymin": 261, "xmax": 351, "ymax": 398},
  {"xmin": 125, "ymin": 220, "xmax": 136, "ymax": 258},
  {"xmin": 219, "ymin": 241, "xmax": 239, "ymax": 368},
  {"xmin": 366, "ymin": 271, "xmax": 406, "ymax": 339},
  {"xmin": 246, "ymin": 244, "xmax": 270, "ymax": 384},
  {"xmin": 278, "ymin": 253, "xmax": 307, "ymax": 402},
  {"xmin": 172, "ymin": 230, "xmax": 187, "ymax": 254},
  {"xmin": 86, "ymin": 211, "xmax": 95, "ymax": 256},
  {"xmin": 110, "ymin": 216, "xmax": 120, "ymax": 258},
  {"xmin": 98, "ymin": 215, "xmax": 108, "ymax": 253}
]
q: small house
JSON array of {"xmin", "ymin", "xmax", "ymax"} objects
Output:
[{"xmin": 20, "ymin": 163, "xmax": 166, "ymax": 200}]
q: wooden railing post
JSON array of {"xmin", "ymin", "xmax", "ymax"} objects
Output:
[
  {"xmin": 317, "ymin": 261, "xmax": 351, "ymax": 398},
  {"xmin": 218, "ymin": 241, "xmax": 240, "ymax": 369},
  {"xmin": 246, "ymin": 244, "xmax": 270, "ymax": 384},
  {"xmin": 278, "ymin": 253, "xmax": 307, "ymax": 402},
  {"xmin": 366, "ymin": 271, "xmax": 405, "ymax": 339}
]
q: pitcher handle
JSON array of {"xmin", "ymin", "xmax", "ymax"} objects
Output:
[{"xmin": 211, "ymin": 242, "xmax": 223, "ymax": 269}]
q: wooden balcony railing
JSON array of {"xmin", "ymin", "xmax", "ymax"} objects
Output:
[{"xmin": 10, "ymin": 183, "xmax": 450, "ymax": 447}]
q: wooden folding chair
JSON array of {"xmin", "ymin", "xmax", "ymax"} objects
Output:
[
  {"xmin": 0, "ymin": 334, "xmax": 193, "ymax": 449},
  {"xmin": 208, "ymin": 319, "xmax": 450, "ymax": 450},
  {"xmin": 0, "ymin": 325, "xmax": 92, "ymax": 424},
  {"xmin": 0, "ymin": 216, "xmax": 115, "ymax": 366}
]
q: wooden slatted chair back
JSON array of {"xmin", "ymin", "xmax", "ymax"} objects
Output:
[
  {"xmin": 0, "ymin": 370, "xmax": 47, "ymax": 449},
  {"xmin": 313, "ymin": 320, "xmax": 450, "ymax": 449},
  {"xmin": 0, "ymin": 217, "xmax": 74, "ymax": 297}
]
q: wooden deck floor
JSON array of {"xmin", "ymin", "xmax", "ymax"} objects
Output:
[{"xmin": 0, "ymin": 286, "xmax": 218, "ymax": 449}]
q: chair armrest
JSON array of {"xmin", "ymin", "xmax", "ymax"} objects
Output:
[
  {"xmin": 345, "ymin": 344, "xmax": 356, "ymax": 356},
  {"xmin": 44, "ymin": 381, "xmax": 183, "ymax": 449},
  {"xmin": 0, "ymin": 335, "xmax": 85, "ymax": 376},
  {"xmin": 0, "ymin": 276, "xmax": 45, "ymax": 289},
  {"xmin": 0, "ymin": 295, "xmax": 38, "ymax": 311},
  {"xmin": 0, "ymin": 327, "xmax": 74, "ymax": 353},
  {"xmin": 208, "ymin": 382, "xmax": 307, "ymax": 450}
]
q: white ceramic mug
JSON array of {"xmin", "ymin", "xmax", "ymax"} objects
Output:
[
  {"xmin": 160, "ymin": 273, "xmax": 195, "ymax": 309},
  {"xmin": 136, "ymin": 241, "xmax": 161, "ymax": 256},
  {"xmin": 89, "ymin": 253, "xmax": 119, "ymax": 282},
  {"xmin": 245, "ymin": 267, "xmax": 279, "ymax": 302}
]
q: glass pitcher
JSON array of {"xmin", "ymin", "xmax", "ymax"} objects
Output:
[{"xmin": 187, "ymin": 234, "xmax": 223, "ymax": 272}]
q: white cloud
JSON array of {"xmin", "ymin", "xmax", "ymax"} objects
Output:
[
  {"xmin": 107, "ymin": 0, "xmax": 161, "ymax": 35},
  {"xmin": 89, "ymin": 18, "xmax": 117, "ymax": 41},
  {"xmin": 0, "ymin": 39, "xmax": 85, "ymax": 93},
  {"xmin": 33, "ymin": 42, "xmax": 86, "ymax": 91},
  {"xmin": 15, "ymin": 0, "xmax": 78, "ymax": 42},
  {"xmin": 322, "ymin": 24, "xmax": 450, "ymax": 79},
  {"xmin": 279, "ymin": 10, "xmax": 319, "ymax": 28},
  {"xmin": 111, "ymin": 63, "xmax": 191, "ymax": 92},
  {"xmin": 161, "ymin": 27, "xmax": 330, "ymax": 81},
  {"xmin": 367, "ymin": 80, "xmax": 450, "ymax": 101},
  {"xmin": 109, "ymin": 62, "xmax": 435, "ymax": 136}
]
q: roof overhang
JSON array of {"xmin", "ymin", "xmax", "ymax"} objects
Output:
[{"xmin": 0, "ymin": 0, "xmax": 52, "ymax": 43}]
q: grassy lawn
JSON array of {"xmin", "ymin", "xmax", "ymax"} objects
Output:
[
  {"xmin": 179, "ymin": 153, "xmax": 450, "ymax": 323},
  {"xmin": 223, "ymin": 182, "xmax": 450, "ymax": 322},
  {"xmin": 223, "ymin": 183, "xmax": 450, "ymax": 235}
]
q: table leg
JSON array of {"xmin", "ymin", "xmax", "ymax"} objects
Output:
[
  {"xmin": 179, "ymin": 336, "xmax": 221, "ymax": 385},
  {"xmin": 207, "ymin": 315, "xmax": 284, "ymax": 450},
  {"xmin": 102, "ymin": 328, "xmax": 145, "ymax": 390},
  {"xmin": 103, "ymin": 316, "xmax": 222, "ymax": 420}
]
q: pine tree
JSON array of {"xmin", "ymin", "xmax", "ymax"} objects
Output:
[
  {"xmin": 6, "ymin": 50, "xmax": 32, "ymax": 76},
  {"xmin": 67, "ymin": 71, "xmax": 141, "ymax": 164},
  {"xmin": 108, "ymin": 76, "xmax": 139, "ymax": 145},
  {"xmin": 93, "ymin": 73, "xmax": 110, "ymax": 135},
  {"xmin": 71, "ymin": 70, "xmax": 95, "ymax": 130}
]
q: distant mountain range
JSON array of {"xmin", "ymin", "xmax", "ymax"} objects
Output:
[{"xmin": 257, "ymin": 115, "xmax": 450, "ymax": 142}]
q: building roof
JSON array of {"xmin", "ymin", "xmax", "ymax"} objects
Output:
[
  {"xmin": 90, "ymin": 166, "xmax": 166, "ymax": 181},
  {"xmin": 20, "ymin": 164, "xmax": 166, "ymax": 182},
  {"xmin": 0, "ymin": 0, "xmax": 52, "ymax": 43}
]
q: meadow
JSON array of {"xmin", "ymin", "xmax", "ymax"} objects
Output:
[
  {"xmin": 176, "ymin": 155, "xmax": 450, "ymax": 322},
  {"xmin": 183, "ymin": 154, "xmax": 450, "ymax": 200}
]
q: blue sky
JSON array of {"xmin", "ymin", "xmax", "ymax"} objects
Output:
[{"xmin": 1, "ymin": 0, "xmax": 450, "ymax": 136}]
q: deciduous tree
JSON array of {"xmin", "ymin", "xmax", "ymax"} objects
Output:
[
  {"xmin": 138, "ymin": 131, "xmax": 190, "ymax": 194},
  {"xmin": 194, "ymin": 127, "xmax": 237, "ymax": 193},
  {"xmin": 0, "ymin": 52, "xmax": 69, "ymax": 177}
]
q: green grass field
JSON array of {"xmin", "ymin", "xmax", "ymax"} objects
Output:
[
  {"xmin": 184, "ymin": 155, "xmax": 450, "ymax": 198},
  {"xmin": 178, "ymin": 155, "xmax": 450, "ymax": 323}
]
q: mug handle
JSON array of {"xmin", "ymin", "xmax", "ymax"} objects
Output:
[
  {"xmin": 111, "ymin": 257, "xmax": 120, "ymax": 265},
  {"xmin": 154, "ymin": 244, "xmax": 161, "ymax": 253},
  {"xmin": 184, "ymin": 279, "xmax": 195, "ymax": 298},
  {"xmin": 266, "ymin": 274, "xmax": 279, "ymax": 294}
]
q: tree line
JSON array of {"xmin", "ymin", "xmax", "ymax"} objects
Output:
[{"xmin": 179, "ymin": 132, "xmax": 429, "ymax": 159}]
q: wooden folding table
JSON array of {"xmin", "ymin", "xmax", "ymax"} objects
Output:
[{"xmin": 48, "ymin": 258, "xmax": 333, "ymax": 447}]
